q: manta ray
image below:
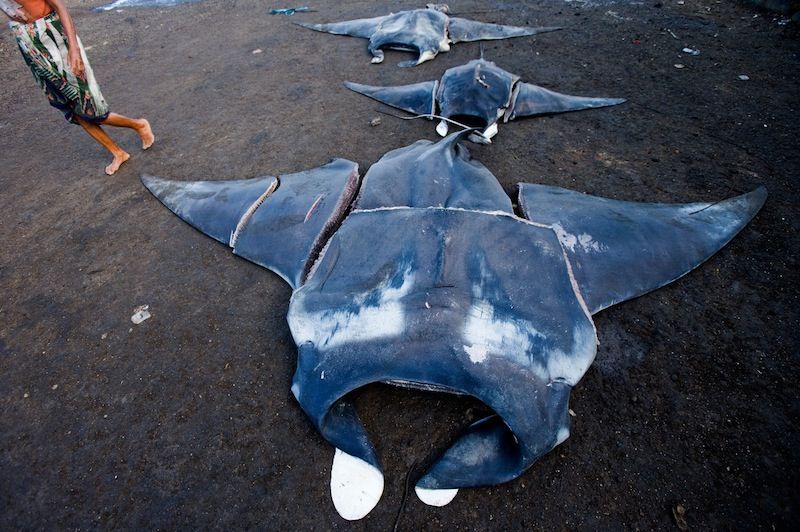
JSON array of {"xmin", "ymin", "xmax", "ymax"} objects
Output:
[
  {"xmin": 297, "ymin": 5, "xmax": 561, "ymax": 66},
  {"xmin": 141, "ymin": 131, "xmax": 765, "ymax": 520},
  {"xmin": 346, "ymin": 58, "xmax": 626, "ymax": 143},
  {"xmin": 93, "ymin": 0, "xmax": 198, "ymax": 11}
]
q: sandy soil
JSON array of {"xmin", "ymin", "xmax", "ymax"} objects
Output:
[{"xmin": 0, "ymin": 0, "xmax": 798, "ymax": 529}]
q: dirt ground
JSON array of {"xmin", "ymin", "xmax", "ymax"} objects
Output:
[{"xmin": 0, "ymin": 0, "xmax": 798, "ymax": 529}]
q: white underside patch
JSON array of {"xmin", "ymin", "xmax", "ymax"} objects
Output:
[
  {"xmin": 415, "ymin": 486, "xmax": 459, "ymax": 507},
  {"xmin": 330, "ymin": 449, "xmax": 384, "ymax": 520}
]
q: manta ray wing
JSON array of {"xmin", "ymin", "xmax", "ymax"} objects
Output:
[
  {"xmin": 295, "ymin": 15, "xmax": 388, "ymax": 38},
  {"xmin": 508, "ymin": 82, "xmax": 626, "ymax": 121},
  {"xmin": 142, "ymin": 159, "xmax": 360, "ymax": 289},
  {"xmin": 344, "ymin": 80, "xmax": 438, "ymax": 117},
  {"xmin": 447, "ymin": 17, "xmax": 561, "ymax": 43},
  {"xmin": 517, "ymin": 184, "xmax": 767, "ymax": 313}
]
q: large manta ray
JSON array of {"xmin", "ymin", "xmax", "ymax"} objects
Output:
[
  {"xmin": 346, "ymin": 58, "xmax": 626, "ymax": 143},
  {"xmin": 141, "ymin": 131, "xmax": 765, "ymax": 520},
  {"xmin": 297, "ymin": 5, "xmax": 561, "ymax": 67}
]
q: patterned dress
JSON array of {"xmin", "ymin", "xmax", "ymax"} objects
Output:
[{"xmin": 10, "ymin": 12, "xmax": 109, "ymax": 124}]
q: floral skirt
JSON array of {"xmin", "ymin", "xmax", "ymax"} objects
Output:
[{"xmin": 10, "ymin": 12, "xmax": 109, "ymax": 124}]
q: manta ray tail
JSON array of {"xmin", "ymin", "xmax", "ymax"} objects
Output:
[
  {"xmin": 518, "ymin": 184, "xmax": 767, "ymax": 313},
  {"xmin": 448, "ymin": 17, "xmax": 562, "ymax": 43},
  {"xmin": 344, "ymin": 80, "xmax": 438, "ymax": 116},
  {"xmin": 295, "ymin": 15, "xmax": 387, "ymax": 38},
  {"xmin": 508, "ymin": 82, "xmax": 626, "ymax": 121},
  {"xmin": 141, "ymin": 159, "xmax": 361, "ymax": 289}
]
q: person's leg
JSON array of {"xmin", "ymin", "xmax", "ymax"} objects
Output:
[
  {"xmin": 101, "ymin": 113, "xmax": 154, "ymax": 150},
  {"xmin": 75, "ymin": 117, "xmax": 130, "ymax": 175}
]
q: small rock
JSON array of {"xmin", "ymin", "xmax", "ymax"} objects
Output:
[
  {"xmin": 673, "ymin": 504, "xmax": 689, "ymax": 531},
  {"xmin": 131, "ymin": 305, "xmax": 151, "ymax": 324},
  {"xmin": 738, "ymin": 74, "xmax": 750, "ymax": 81}
]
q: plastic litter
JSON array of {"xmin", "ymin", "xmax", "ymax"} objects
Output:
[
  {"xmin": 738, "ymin": 74, "xmax": 750, "ymax": 81},
  {"xmin": 270, "ymin": 6, "xmax": 312, "ymax": 15},
  {"xmin": 674, "ymin": 63, "xmax": 685, "ymax": 69},
  {"xmin": 370, "ymin": 117, "xmax": 381, "ymax": 127},
  {"xmin": 131, "ymin": 305, "xmax": 151, "ymax": 324},
  {"xmin": 252, "ymin": 48, "xmax": 263, "ymax": 54},
  {"xmin": 682, "ymin": 47, "xmax": 700, "ymax": 56}
]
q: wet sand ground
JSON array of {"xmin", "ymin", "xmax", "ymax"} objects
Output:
[{"xmin": 0, "ymin": 0, "xmax": 798, "ymax": 528}]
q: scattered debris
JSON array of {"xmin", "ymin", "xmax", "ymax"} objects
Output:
[
  {"xmin": 270, "ymin": 6, "xmax": 312, "ymax": 15},
  {"xmin": 101, "ymin": 332, "xmax": 108, "ymax": 340},
  {"xmin": 51, "ymin": 384, "xmax": 58, "ymax": 390},
  {"xmin": 673, "ymin": 504, "xmax": 689, "ymax": 531},
  {"xmin": 738, "ymin": 74, "xmax": 750, "ymax": 81},
  {"xmin": 666, "ymin": 29, "xmax": 679, "ymax": 39},
  {"xmin": 252, "ymin": 48, "xmax": 263, "ymax": 54},
  {"xmin": 569, "ymin": 409, "xmax": 576, "ymax": 417},
  {"xmin": 370, "ymin": 116, "xmax": 381, "ymax": 127},
  {"xmin": 682, "ymin": 47, "xmax": 700, "ymax": 56},
  {"xmin": 131, "ymin": 305, "xmax": 151, "ymax": 324},
  {"xmin": 674, "ymin": 63, "xmax": 686, "ymax": 69},
  {"xmin": 23, "ymin": 392, "xmax": 29, "ymax": 398}
]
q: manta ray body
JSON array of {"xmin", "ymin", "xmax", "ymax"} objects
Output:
[
  {"xmin": 346, "ymin": 58, "xmax": 626, "ymax": 142},
  {"xmin": 142, "ymin": 132, "xmax": 765, "ymax": 520},
  {"xmin": 297, "ymin": 6, "xmax": 561, "ymax": 67},
  {"xmin": 93, "ymin": 0, "xmax": 198, "ymax": 11}
]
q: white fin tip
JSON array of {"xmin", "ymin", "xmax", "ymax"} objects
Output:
[
  {"xmin": 415, "ymin": 486, "xmax": 459, "ymax": 507},
  {"xmin": 330, "ymin": 448, "xmax": 384, "ymax": 520}
]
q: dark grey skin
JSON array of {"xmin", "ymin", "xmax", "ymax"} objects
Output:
[
  {"xmin": 297, "ymin": 6, "xmax": 561, "ymax": 67},
  {"xmin": 346, "ymin": 58, "xmax": 626, "ymax": 143},
  {"xmin": 141, "ymin": 131, "xmax": 765, "ymax": 520}
]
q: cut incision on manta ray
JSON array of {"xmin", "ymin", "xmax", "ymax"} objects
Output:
[
  {"xmin": 346, "ymin": 58, "xmax": 626, "ymax": 143},
  {"xmin": 141, "ymin": 131, "xmax": 766, "ymax": 521},
  {"xmin": 296, "ymin": 4, "xmax": 562, "ymax": 67}
]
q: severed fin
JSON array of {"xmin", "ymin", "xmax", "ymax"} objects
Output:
[
  {"xmin": 508, "ymin": 82, "xmax": 626, "ymax": 121},
  {"xmin": 448, "ymin": 17, "xmax": 561, "ymax": 43},
  {"xmin": 295, "ymin": 15, "xmax": 387, "ymax": 38},
  {"xmin": 141, "ymin": 174, "xmax": 278, "ymax": 246},
  {"xmin": 141, "ymin": 159, "xmax": 360, "ymax": 290},
  {"xmin": 231, "ymin": 159, "xmax": 360, "ymax": 289},
  {"xmin": 344, "ymin": 80, "xmax": 438, "ymax": 117},
  {"xmin": 518, "ymin": 184, "xmax": 767, "ymax": 314}
]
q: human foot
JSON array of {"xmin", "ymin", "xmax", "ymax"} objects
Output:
[
  {"xmin": 105, "ymin": 151, "xmax": 131, "ymax": 175},
  {"xmin": 136, "ymin": 119, "xmax": 155, "ymax": 150}
]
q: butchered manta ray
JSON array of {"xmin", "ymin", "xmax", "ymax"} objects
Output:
[
  {"xmin": 141, "ymin": 131, "xmax": 765, "ymax": 520},
  {"xmin": 296, "ymin": 4, "xmax": 562, "ymax": 67},
  {"xmin": 346, "ymin": 58, "xmax": 626, "ymax": 143}
]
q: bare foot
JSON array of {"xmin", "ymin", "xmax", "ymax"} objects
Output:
[
  {"xmin": 105, "ymin": 151, "xmax": 131, "ymax": 175},
  {"xmin": 136, "ymin": 119, "xmax": 155, "ymax": 150}
]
